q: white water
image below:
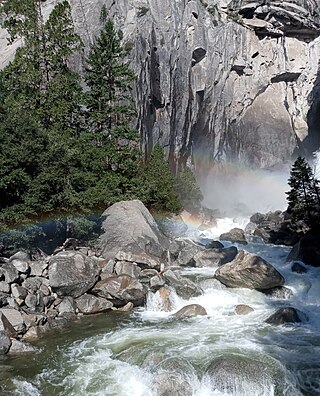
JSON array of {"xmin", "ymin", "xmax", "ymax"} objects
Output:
[{"xmin": 7, "ymin": 218, "xmax": 320, "ymax": 396}]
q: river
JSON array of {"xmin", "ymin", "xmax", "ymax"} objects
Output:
[{"xmin": 1, "ymin": 218, "xmax": 320, "ymax": 395}]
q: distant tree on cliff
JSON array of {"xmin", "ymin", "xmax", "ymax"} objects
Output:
[{"xmin": 286, "ymin": 156, "xmax": 320, "ymax": 228}]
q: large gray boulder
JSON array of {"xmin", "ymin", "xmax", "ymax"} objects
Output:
[
  {"xmin": 163, "ymin": 270, "xmax": 202, "ymax": 299},
  {"xmin": 204, "ymin": 354, "xmax": 280, "ymax": 395},
  {"xmin": 265, "ymin": 307, "xmax": 304, "ymax": 325},
  {"xmin": 75, "ymin": 294, "xmax": 113, "ymax": 314},
  {"xmin": 0, "ymin": 308, "xmax": 25, "ymax": 334},
  {"xmin": 214, "ymin": 250, "xmax": 284, "ymax": 289},
  {"xmin": 48, "ymin": 251, "xmax": 100, "ymax": 298},
  {"xmin": 99, "ymin": 200, "xmax": 170, "ymax": 270},
  {"xmin": 92, "ymin": 274, "xmax": 146, "ymax": 307},
  {"xmin": 220, "ymin": 228, "xmax": 248, "ymax": 245}
]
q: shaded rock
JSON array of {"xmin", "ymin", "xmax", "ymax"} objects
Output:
[
  {"xmin": 22, "ymin": 323, "xmax": 50, "ymax": 341},
  {"xmin": 214, "ymin": 250, "xmax": 284, "ymax": 290},
  {"xmin": 204, "ymin": 354, "xmax": 277, "ymax": 395},
  {"xmin": 262, "ymin": 286, "xmax": 293, "ymax": 299},
  {"xmin": 0, "ymin": 308, "xmax": 25, "ymax": 333},
  {"xmin": 163, "ymin": 270, "xmax": 202, "ymax": 299},
  {"xmin": 8, "ymin": 339, "xmax": 37, "ymax": 354},
  {"xmin": 220, "ymin": 228, "xmax": 248, "ymax": 245},
  {"xmin": 0, "ymin": 311, "xmax": 17, "ymax": 337},
  {"xmin": 11, "ymin": 284, "xmax": 27, "ymax": 305},
  {"xmin": 139, "ymin": 269, "xmax": 159, "ymax": 284},
  {"xmin": 57, "ymin": 296, "xmax": 76, "ymax": 315},
  {"xmin": 287, "ymin": 231, "xmax": 320, "ymax": 266},
  {"xmin": 172, "ymin": 304, "xmax": 207, "ymax": 319},
  {"xmin": 0, "ymin": 331, "xmax": 11, "ymax": 355},
  {"xmin": 22, "ymin": 277, "xmax": 49, "ymax": 294},
  {"xmin": 265, "ymin": 307, "xmax": 304, "ymax": 325},
  {"xmin": 235, "ymin": 304, "xmax": 254, "ymax": 315},
  {"xmin": 205, "ymin": 240, "xmax": 224, "ymax": 249},
  {"xmin": 92, "ymin": 275, "xmax": 146, "ymax": 307},
  {"xmin": 0, "ymin": 292, "xmax": 8, "ymax": 308},
  {"xmin": 0, "ymin": 263, "xmax": 19, "ymax": 283},
  {"xmin": 194, "ymin": 247, "xmax": 238, "ymax": 268},
  {"xmin": 48, "ymin": 251, "xmax": 100, "ymax": 298},
  {"xmin": 150, "ymin": 274, "xmax": 165, "ymax": 291},
  {"xmin": 114, "ymin": 261, "xmax": 141, "ymax": 278},
  {"xmin": 75, "ymin": 294, "xmax": 113, "ymax": 314},
  {"xmin": 291, "ymin": 262, "xmax": 307, "ymax": 274},
  {"xmin": 99, "ymin": 200, "xmax": 170, "ymax": 269}
]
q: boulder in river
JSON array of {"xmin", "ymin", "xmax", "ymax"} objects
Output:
[
  {"xmin": 265, "ymin": 307, "xmax": 304, "ymax": 325},
  {"xmin": 291, "ymin": 262, "xmax": 307, "ymax": 274},
  {"xmin": 220, "ymin": 228, "xmax": 248, "ymax": 245},
  {"xmin": 262, "ymin": 286, "xmax": 293, "ymax": 299},
  {"xmin": 99, "ymin": 200, "xmax": 170, "ymax": 270},
  {"xmin": 48, "ymin": 251, "xmax": 100, "ymax": 298},
  {"xmin": 194, "ymin": 247, "xmax": 238, "ymax": 268},
  {"xmin": 163, "ymin": 270, "xmax": 202, "ymax": 299},
  {"xmin": 204, "ymin": 354, "xmax": 279, "ymax": 395},
  {"xmin": 287, "ymin": 230, "xmax": 320, "ymax": 266},
  {"xmin": 214, "ymin": 250, "xmax": 284, "ymax": 290},
  {"xmin": 172, "ymin": 304, "xmax": 207, "ymax": 319},
  {"xmin": 235, "ymin": 304, "xmax": 254, "ymax": 315}
]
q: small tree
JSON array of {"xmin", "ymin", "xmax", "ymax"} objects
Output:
[
  {"xmin": 286, "ymin": 156, "xmax": 320, "ymax": 228},
  {"xmin": 138, "ymin": 145, "xmax": 182, "ymax": 213},
  {"xmin": 176, "ymin": 167, "xmax": 203, "ymax": 212}
]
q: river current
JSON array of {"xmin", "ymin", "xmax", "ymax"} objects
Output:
[{"xmin": 2, "ymin": 218, "xmax": 320, "ymax": 396}]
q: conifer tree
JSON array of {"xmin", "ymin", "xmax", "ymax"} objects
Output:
[{"xmin": 286, "ymin": 156, "xmax": 320, "ymax": 228}]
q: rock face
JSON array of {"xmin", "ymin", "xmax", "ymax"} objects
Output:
[
  {"xmin": 214, "ymin": 250, "xmax": 285, "ymax": 289},
  {"xmin": 99, "ymin": 200, "xmax": 170, "ymax": 270},
  {"xmin": 1, "ymin": 1, "xmax": 320, "ymax": 169},
  {"xmin": 48, "ymin": 251, "xmax": 100, "ymax": 298}
]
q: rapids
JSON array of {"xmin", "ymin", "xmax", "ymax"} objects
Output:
[{"xmin": 2, "ymin": 218, "xmax": 320, "ymax": 396}]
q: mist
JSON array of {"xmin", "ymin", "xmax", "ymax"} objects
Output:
[{"xmin": 200, "ymin": 163, "xmax": 290, "ymax": 217}]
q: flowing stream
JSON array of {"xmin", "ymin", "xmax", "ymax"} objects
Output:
[{"xmin": 2, "ymin": 218, "xmax": 320, "ymax": 396}]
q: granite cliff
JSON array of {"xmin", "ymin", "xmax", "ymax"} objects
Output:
[{"xmin": 1, "ymin": 0, "xmax": 320, "ymax": 171}]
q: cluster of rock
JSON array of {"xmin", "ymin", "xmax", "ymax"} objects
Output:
[{"xmin": 0, "ymin": 200, "xmax": 309, "ymax": 357}]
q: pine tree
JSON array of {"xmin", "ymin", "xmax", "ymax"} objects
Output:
[
  {"xmin": 286, "ymin": 156, "xmax": 320, "ymax": 228},
  {"xmin": 176, "ymin": 168, "xmax": 203, "ymax": 212},
  {"xmin": 84, "ymin": 18, "xmax": 135, "ymax": 134}
]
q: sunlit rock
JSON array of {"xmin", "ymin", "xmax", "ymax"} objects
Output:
[{"xmin": 214, "ymin": 250, "xmax": 284, "ymax": 289}]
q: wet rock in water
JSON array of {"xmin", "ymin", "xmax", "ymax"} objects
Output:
[
  {"xmin": 265, "ymin": 307, "xmax": 304, "ymax": 325},
  {"xmin": 75, "ymin": 294, "xmax": 113, "ymax": 314},
  {"xmin": 153, "ymin": 357, "xmax": 195, "ymax": 396},
  {"xmin": 149, "ymin": 274, "xmax": 166, "ymax": 291},
  {"xmin": 116, "ymin": 302, "xmax": 133, "ymax": 312},
  {"xmin": 220, "ymin": 228, "xmax": 248, "ymax": 245},
  {"xmin": 92, "ymin": 274, "xmax": 146, "ymax": 307},
  {"xmin": 48, "ymin": 251, "xmax": 100, "ymax": 298},
  {"xmin": 291, "ymin": 262, "xmax": 307, "ymax": 273},
  {"xmin": 198, "ymin": 278, "xmax": 227, "ymax": 291},
  {"xmin": 99, "ymin": 200, "xmax": 170, "ymax": 270},
  {"xmin": 235, "ymin": 304, "xmax": 254, "ymax": 315},
  {"xmin": 205, "ymin": 240, "xmax": 224, "ymax": 249},
  {"xmin": 56, "ymin": 296, "xmax": 76, "ymax": 316},
  {"xmin": 287, "ymin": 230, "xmax": 320, "ymax": 266},
  {"xmin": 214, "ymin": 250, "xmax": 284, "ymax": 290},
  {"xmin": 8, "ymin": 339, "xmax": 37, "ymax": 354},
  {"xmin": 157, "ymin": 287, "xmax": 173, "ymax": 312},
  {"xmin": 163, "ymin": 270, "xmax": 202, "ymax": 299},
  {"xmin": 204, "ymin": 354, "xmax": 276, "ymax": 394},
  {"xmin": 194, "ymin": 247, "xmax": 238, "ymax": 268},
  {"xmin": 0, "ymin": 308, "xmax": 25, "ymax": 334},
  {"xmin": 172, "ymin": 304, "xmax": 207, "ymax": 319},
  {"xmin": 262, "ymin": 286, "xmax": 293, "ymax": 299},
  {"xmin": 0, "ymin": 331, "xmax": 11, "ymax": 355}
]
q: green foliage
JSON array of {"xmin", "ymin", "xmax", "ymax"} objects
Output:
[
  {"xmin": 176, "ymin": 168, "xmax": 203, "ymax": 212},
  {"xmin": 0, "ymin": 225, "xmax": 44, "ymax": 256},
  {"xmin": 286, "ymin": 156, "xmax": 320, "ymax": 229},
  {"xmin": 136, "ymin": 145, "xmax": 182, "ymax": 213}
]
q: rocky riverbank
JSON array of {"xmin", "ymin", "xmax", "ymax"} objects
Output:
[{"xmin": 0, "ymin": 201, "xmax": 309, "ymax": 355}]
